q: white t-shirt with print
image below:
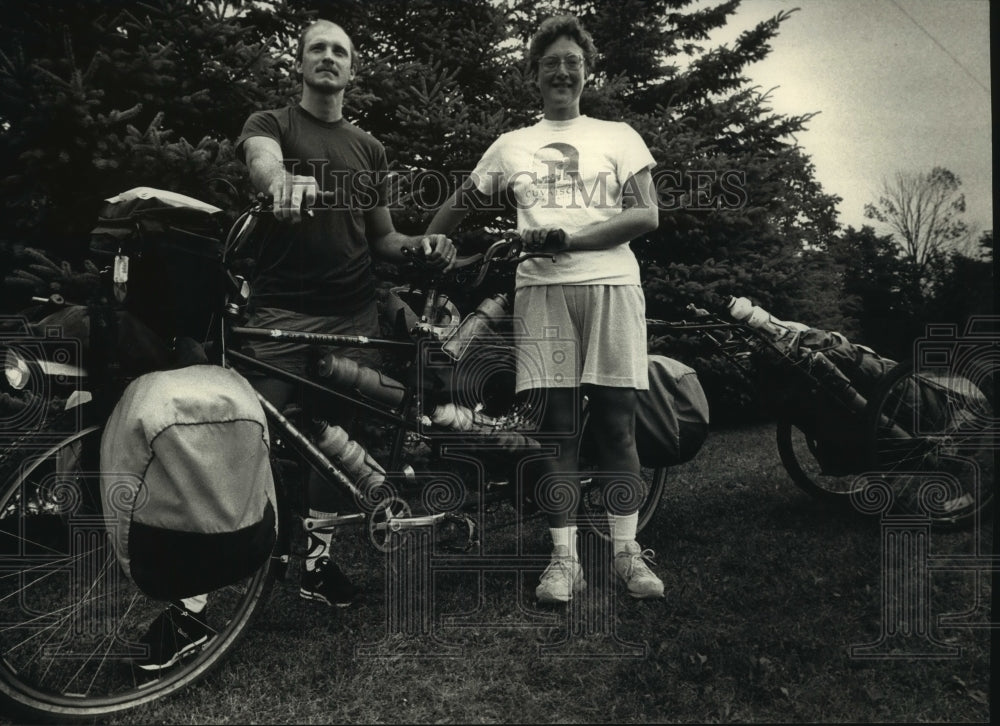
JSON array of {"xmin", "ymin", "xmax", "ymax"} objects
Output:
[{"xmin": 470, "ymin": 115, "xmax": 656, "ymax": 288}]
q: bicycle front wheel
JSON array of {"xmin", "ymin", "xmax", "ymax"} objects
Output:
[
  {"xmin": 775, "ymin": 420, "xmax": 869, "ymax": 503},
  {"xmin": 0, "ymin": 418, "xmax": 273, "ymax": 722}
]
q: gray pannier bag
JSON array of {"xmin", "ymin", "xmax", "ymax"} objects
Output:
[
  {"xmin": 100, "ymin": 364, "xmax": 277, "ymax": 601},
  {"xmin": 635, "ymin": 355, "xmax": 710, "ymax": 467}
]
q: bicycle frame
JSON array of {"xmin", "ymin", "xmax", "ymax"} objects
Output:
[{"xmin": 213, "ymin": 214, "xmax": 553, "ymax": 546}]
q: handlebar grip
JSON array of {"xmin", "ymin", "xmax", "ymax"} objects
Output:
[
  {"xmin": 545, "ymin": 229, "xmax": 567, "ymax": 248},
  {"xmin": 254, "ymin": 191, "xmax": 339, "ymax": 209},
  {"xmin": 518, "ymin": 228, "xmax": 567, "ymax": 252}
]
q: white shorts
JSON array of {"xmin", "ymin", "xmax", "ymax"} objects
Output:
[{"xmin": 513, "ymin": 284, "xmax": 648, "ymax": 393}]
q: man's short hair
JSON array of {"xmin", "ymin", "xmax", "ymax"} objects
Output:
[
  {"xmin": 527, "ymin": 15, "xmax": 598, "ymax": 75},
  {"xmin": 295, "ymin": 19, "xmax": 360, "ymax": 73}
]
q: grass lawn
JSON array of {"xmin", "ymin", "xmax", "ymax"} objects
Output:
[{"xmin": 97, "ymin": 422, "xmax": 991, "ymax": 724}]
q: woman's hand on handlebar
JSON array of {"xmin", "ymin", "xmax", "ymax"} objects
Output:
[{"xmin": 520, "ymin": 227, "xmax": 569, "ymax": 253}]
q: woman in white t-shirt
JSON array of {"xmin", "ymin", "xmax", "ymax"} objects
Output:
[{"xmin": 427, "ymin": 14, "xmax": 664, "ymax": 603}]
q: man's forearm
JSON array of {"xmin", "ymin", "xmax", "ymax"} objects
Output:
[{"xmin": 247, "ymin": 153, "xmax": 287, "ymax": 195}]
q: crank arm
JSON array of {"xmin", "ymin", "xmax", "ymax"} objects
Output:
[
  {"xmin": 302, "ymin": 513, "xmax": 366, "ymax": 531},
  {"xmin": 370, "ymin": 512, "xmax": 479, "ymax": 552},
  {"xmin": 371, "ymin": 512, "xmax": 447, "ymax": 532}
]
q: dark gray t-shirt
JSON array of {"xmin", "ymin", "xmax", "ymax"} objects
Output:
[{"xmin": 237, "ymin": 105, "xmax": 389, "ymax": 314}]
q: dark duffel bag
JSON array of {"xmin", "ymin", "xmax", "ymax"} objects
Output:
[{"xmin": 635, "ymin": 355, "xmax": 710, "ymax": 467}]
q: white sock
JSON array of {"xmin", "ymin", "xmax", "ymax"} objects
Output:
[
  {"xmin": 609, "ymin": 512, "xmax": 639, "ymax": 555},
  {"xmin": 567, "ymin": 525, "xmax": 578, "ymax": 560},
  {"xmin": 181, "ymin": 594, "xmax": 207, "ymax": 613},
  {"xmin": 550, "ymin": 526, "xmax": 578, "ymax": 560},
  {"xmin": 306, "ymin": 510, "xmax": 335, "ymax": 571}
]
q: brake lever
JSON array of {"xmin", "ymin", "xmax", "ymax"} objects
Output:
[
  {"xmin": 467, "ymin": 236, "xmax": 559, "ymax": 289},
  {"xmin": 31, "ymin": 294, "xmax": 68, "ymax": 307}
]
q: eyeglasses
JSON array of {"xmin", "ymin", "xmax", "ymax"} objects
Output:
[{"xmin": 539, "ymin": 54, "xmax": 584, "ymax": 72}]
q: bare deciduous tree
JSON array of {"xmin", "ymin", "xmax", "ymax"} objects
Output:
[{"xmin": 863, "ymin": 167, "xmax": 971, "ymax": 279}]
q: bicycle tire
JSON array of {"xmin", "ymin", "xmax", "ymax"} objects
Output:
[
  {"xmin": 577, "ymin": 465, "xmax": 668, "ymax": 540},
  {"xmin": 775, "ymin": 419, "xmax": 869, "ymax": 505},
  {"xmin": 0, "ymin": 415, "xmax": 274, "ymax": 722},
  {"xmin": 573, "ymin": 410, "xmax": 668, "ymax": 540},
  {"xmin": 864, "ymin": 359, "xmax": 995, "ymax": 530}
]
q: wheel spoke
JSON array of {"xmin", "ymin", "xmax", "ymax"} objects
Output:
[
  {"xmin": 0, "ymin": 424, "xmax": 272, "ymax": 718},
  {"xmin": 866, "ymin": 360, "xmax": 995, "ymax": 528}
]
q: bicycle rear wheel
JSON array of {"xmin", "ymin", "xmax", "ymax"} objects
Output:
[
  {"xmin": 573, "ymin": 411, "xmax": 668, "ymax": 539},
  {"xmin": 0, "ymin": 417, "xmax": 273, "ymax": 721},
  {"xmin": 577, "ymin": 466, "xmax": 667, "ymax": 540},
  {"xmin": 865, "ymin": 359, "xmax": 995, "ymax": 529}
]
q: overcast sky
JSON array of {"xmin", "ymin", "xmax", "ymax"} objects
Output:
[{"xmin": 707, "ymin": 0, "xmax": 992, "ymax": 237}]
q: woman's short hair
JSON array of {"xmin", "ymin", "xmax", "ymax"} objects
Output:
[{"xmin": 527, "ymin": 15, "xmax": 598, "ymax": 75}]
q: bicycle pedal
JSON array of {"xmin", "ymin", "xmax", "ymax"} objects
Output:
[{"xmin": 272, "ymin": 554, "xmax": 291, "ymax": 581}]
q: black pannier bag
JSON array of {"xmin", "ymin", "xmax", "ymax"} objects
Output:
[
  {"xmin": 782, "ymin": 329, "xmax": 897, "ymax": 474},
  {"xmin": 89, "ymin": 187, "xmax": 227, "ymax": 343},
  {"xmin": 100, "ymin": 364, "xmax": 277, "ymax": 601},
  {"xmin": 634, "ymin": 355, "xmax": 710, "ymax": 467},
  {"xmin": 30, "ymin": 304, "xmax": 171, "ymax": 378},
  {"xmin": 796, "ymin": 328, "xmax": 896, "ymax": 401}
]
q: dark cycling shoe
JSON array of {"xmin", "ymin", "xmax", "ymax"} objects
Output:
[
  {"xmin": 299, "ymin": 557, "xmax": 359, "ymax": 608},
  {"xmin": 133, "ymin": 603, "xmax": 212, "ymax": 671}
]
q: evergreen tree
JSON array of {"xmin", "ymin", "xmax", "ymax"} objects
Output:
[
  {"xmin": 929, "ymin": 230, "xmax": 994, "ymax": 327},
  {"xmin": 293, "ymin": 0, "xmax": 845, "ymax": 328},
  {"xmin": 3, "ymin": 0, "xmax": 846, "ymax": 359},
  {"xmin": 826, "ymin": 225, "xmax": 922, "ymax": 358},
  {"xmin": 0, "ymin": 0, "xmax": 309, "ymax": 264}
]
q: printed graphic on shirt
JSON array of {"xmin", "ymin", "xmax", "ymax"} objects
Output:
[{"xmin": 527, "ymin": 142, "xmax": 580, "ymax": 206}]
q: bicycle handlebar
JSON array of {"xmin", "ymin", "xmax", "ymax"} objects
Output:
[
  {"xmin": 400, "ymin": 229, "xmax": 565, "ymax": 289},
  {"xmin": 232, "ymin": 196, "xmax": 566, "ymax": 298},
  {"xmin": 252, "ymin": 191, "xmax": 344, "ymax": 215}
]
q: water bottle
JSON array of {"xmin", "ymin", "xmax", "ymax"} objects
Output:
[
  {"xmin": 441, "ymin": 293, "xmax": 511, "ymax": 361},
  {"xmin": 316, "ymin": 353, "xmax": 406, "ymax": 409},
  {"xmin": 428, "ymin": 403, "xmax": 539, "ymax": 452},
  {"xmin": 726, "ymin": 296, "xmax": 798, "ymax": 352},
  {"xmin": 429, "ymin": 402, "xmax": 477, "ymax": 430},
  {"xmin": 312, "ymin": 421, "xmax": 386, "ymax": 494}
]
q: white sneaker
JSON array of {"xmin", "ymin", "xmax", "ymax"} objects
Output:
[
  {"xmin": 535, "ymin": 545, "xmax": 586, "ymax": 603},
  {"xmin": 613, "ymin": 541, "xmax": 664, "ymax": 599}
]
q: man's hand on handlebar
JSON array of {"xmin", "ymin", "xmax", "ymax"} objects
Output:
[
  {"xmin": 520, "ymin": 227, "xmax": 569, "ymax": 253},
  {"xmin": 402, "ymin": 235, "xmax": 458, "ymax": 273},
  {"xmin": 416, "ymin": 234, "xmax": 458, "ymax": 273},
  {"xmin": 266, "ymin": 173, "xmax": 320, "ymax": 223}
]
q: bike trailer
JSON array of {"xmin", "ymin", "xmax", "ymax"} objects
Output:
[
  {"xmin": 89, "ymin": 187, "xmax": 227, "ymax": 344},
  {"xmin": 796, "ymin": 328, "xmax": 895, "ymax": 399},
  {"xmin": 635, "ymin": 355, "xmax": 710, "ymax": 467},
  {"xmin": 772, "ymin": 328, "xmax": 897, "ymax": 474},
  {"xmin": 100, "ymin": 364, "xmax": 276, "ymax": 601}
]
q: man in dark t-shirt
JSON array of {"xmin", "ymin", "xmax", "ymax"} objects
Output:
[
  {"xmin": 237, "ymin": 18, "xmax": 456, "ymax": 601},
  {"xmin": 237, "ymin": 105, "xmax": 390, "ymax": 316},
  {"xmin": 132, "ymin": 19, "xmax": 456, "ymax": 671}
]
